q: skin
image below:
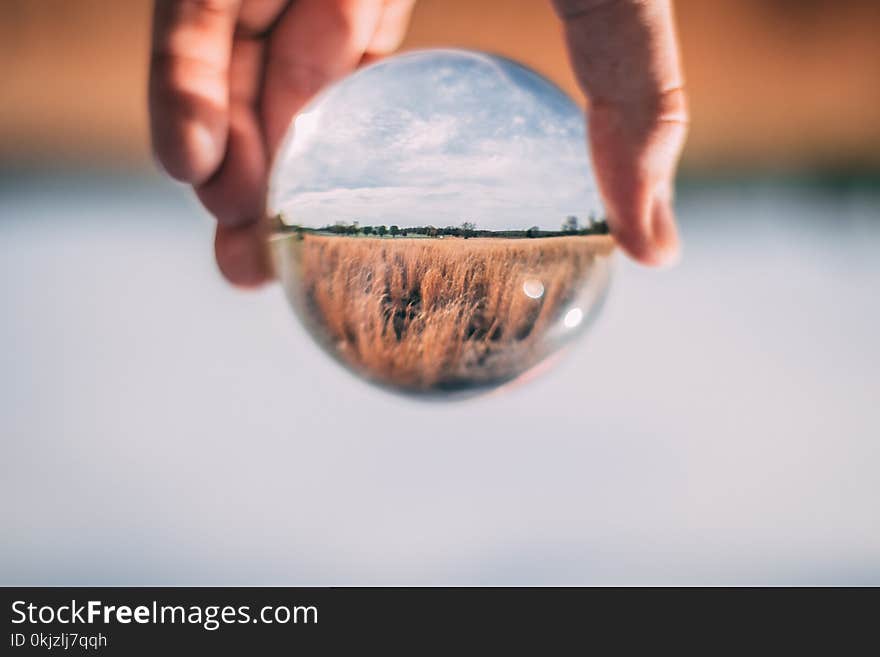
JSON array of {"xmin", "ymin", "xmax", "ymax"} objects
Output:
[{"xmin": 150, "ymin": 0, "xmax": 688, "ymax": 287}]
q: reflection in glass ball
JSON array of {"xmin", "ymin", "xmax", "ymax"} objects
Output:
[{"xmin": 268, "ymin": 49, "xmax": 613, "ymax": 396}]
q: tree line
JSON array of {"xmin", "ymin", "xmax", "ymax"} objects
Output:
[{"xmin": 272, "ymin": 215, "xmax": 609, "ymax": 238}]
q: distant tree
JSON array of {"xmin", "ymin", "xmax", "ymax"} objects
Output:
[
  {"xmin": 527, "ymin": 225, "xmax": 541, "ymax": 238},
  {"xmin": 426, "ymin": 225, "xmax": 438, "ymax": 238},
  {"xmin": 460, "ymin": 221, "xmax": 476, "ymax": 238},
  {"xmin": 377, "ymin": 225, "xmax": 387, "ymax": 236},
  {"xmin": 362, "ymin": 226, "xmax": 374, "ymax": 235},
  {"xmin": 390, "ymin": 225, "xmax": 399, "ymax": 237},
  {"xmin": 562, "ymin": 215, "xmax": 580, "ymax": 232}
]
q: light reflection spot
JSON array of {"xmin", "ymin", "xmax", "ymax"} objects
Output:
[
  {"xmin": 523, "ymin": 278, "xmax": 544, "ymax": 299},
  {"xmin": 563, "ymin": 307, "xmax": 583, "ymax": 329}
]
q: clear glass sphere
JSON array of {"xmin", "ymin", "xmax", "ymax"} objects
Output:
[{"xmin": 268, "ymin": 49, "xmax": 613, "ymax": 397}]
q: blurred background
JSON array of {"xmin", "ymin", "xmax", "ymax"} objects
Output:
[{"xmin": 2, "ymin": 0, "xmax": 878, "ymax": 584}]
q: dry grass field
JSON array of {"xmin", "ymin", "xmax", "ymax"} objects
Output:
[{"xmin": 273, "ymin": 233, "xmax": 614, "ymax": 392}]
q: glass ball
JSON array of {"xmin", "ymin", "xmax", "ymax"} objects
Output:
[{"xmin": 268, "ymin": 49, "xmax": 614, "ymax": 397}]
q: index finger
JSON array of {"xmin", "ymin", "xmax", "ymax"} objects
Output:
[{"xmin": 149, "ymin": 0, "xmax": 240, "ymax": 184}]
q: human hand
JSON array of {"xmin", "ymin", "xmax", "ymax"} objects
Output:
[
  {"xmin": 552, "ymin": 0, "xmax": 688, "ymax": 265},
  {"xmin": 149, "ymin": 0, "xmax": 416, "ymax": 286},
  {"xmin": 149, "ymin": 0, "xmax": 687, "ymax": 287}
]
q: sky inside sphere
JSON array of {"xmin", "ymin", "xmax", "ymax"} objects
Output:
[{"xmin": 268, "ymin": 50, "xmax": 603, "ymax": 232}]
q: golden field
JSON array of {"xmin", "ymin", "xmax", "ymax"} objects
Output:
[{"xmin": 272, "ymin": 233, "xmax": 615, "ymax": 392}]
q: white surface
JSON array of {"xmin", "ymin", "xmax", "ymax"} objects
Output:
[{"xmin": 1, "ymin": 175, "xmax": 879, "ymax": 584}]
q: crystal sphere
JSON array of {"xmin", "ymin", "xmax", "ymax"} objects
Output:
[{"xmin": 268, "ymin": 49, "xmax": 613, "ymax": 396}]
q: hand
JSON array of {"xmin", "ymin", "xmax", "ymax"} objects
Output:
[
  {"xmin": 552, "ymin": 0, "xmax": 688, "ymax": 266},
  {"xmin": 150, "ymin": 0, "xmax": 416, "ymax": 286},
  {"xmin": 149, "ymin": 0, "xmax": 687, "ymax": 287}
]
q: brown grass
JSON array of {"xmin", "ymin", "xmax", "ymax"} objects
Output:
[{"xmin": 273, "ymin": 234, "xmax": 614, "ymax": 392}]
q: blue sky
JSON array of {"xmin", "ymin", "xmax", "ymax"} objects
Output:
[{"xmin": 268, "ymin": 50, "xmax": 603, "ymax": 231}]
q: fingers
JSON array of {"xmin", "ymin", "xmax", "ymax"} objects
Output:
[
  {"xmin": 588, "ymin": 88, "xmax": 687, "ymax": 265},
  {"xmin": 217, "ymin": 0, "xmax": 413, "ymax": 286},
  {"xmin": 196, "ymin": 37, "xmax": 274, "ymax": 286},
  {"xmin": 236, "ymin": 0, "xmax": 290, "ymax": 37},
  {"xmin": 194, "ymin": 37, "xmax": 267, "ymax": 228},
  {"xmin": 552, "ymin": 0, "xmax": 689, "ymax": 266},
  {"xmin": 366, "ymin": 0, "xmax": 416, "ymax": 54},
  {"xmin": 360, "ymin": 0, "xmax": 416, "ymax": 66},
  {"xmin": 261, "ymin": 0, "xmax": 387, "ymax": 155},
  {"xmin": 150, "ymin": 0, "xmax": 241, "ymax": 184},
  {"xmin": 153, "ymin": 0, "xmax": 414, "ymax": 287},
  {"xmin": 215, "ymin": 222, "xmax": 273, "ymax": 288}
]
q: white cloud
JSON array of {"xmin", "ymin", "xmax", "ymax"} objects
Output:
[{"xmin": 268, "ymin": 51, "xmax": 603, "ymax": 231}]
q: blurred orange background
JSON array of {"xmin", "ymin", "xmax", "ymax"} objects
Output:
[{"xmin": 1, "ymin": 0, "xmax": 879, "ymax": 174}]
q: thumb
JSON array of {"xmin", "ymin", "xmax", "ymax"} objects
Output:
[
  {"xmin": 553, "ymin": 0, "xmax": 689, "ymax": 266},
  {"xmin": 588, "ymin": 95, "xmax": 687, "ymax": 265}
]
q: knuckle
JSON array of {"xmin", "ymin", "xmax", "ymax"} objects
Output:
[
  {"xmin": 652, "ymin": 86, "xmax": 689, "ymax": 124},
  {"xmin": 591, "ymin": 86, "xmax": 689, "ymax": 145},
  {"xmin": 149, "ymin": 50, "xmax": 228, "ymax": 108}
]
